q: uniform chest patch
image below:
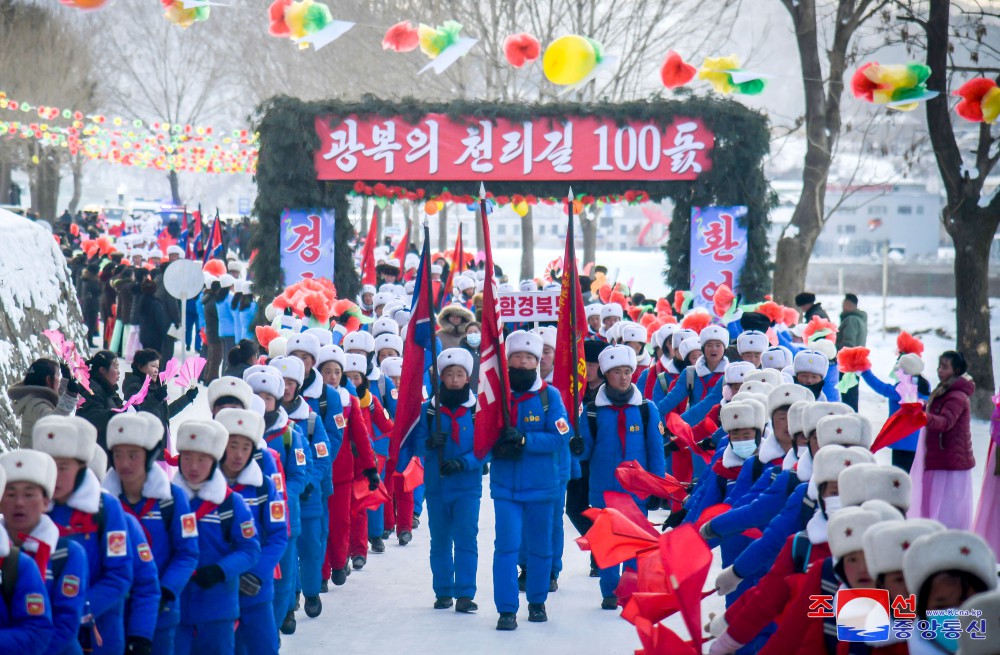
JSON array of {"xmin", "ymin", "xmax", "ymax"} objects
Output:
[
  {"xmin": 107, "ymin": 530, "xmax": 127, "ymax": 557},
  {"xmin": 295, "ymin": 448, "xmax": 306, "ymax": 466},
  {"xmin": 180, "ymin": 513, "xmax": 198, "ymax": 538},
  {"xmin": 241, "ymin": 520, "xmax": 257, "ymax": 539},
  {"xmin": 137, "ymin": 543, "xmax": 154, "ymax": 562},
  {"xmin": 555, "ymin": 418, "xmax": 570, "ymax": 435}
]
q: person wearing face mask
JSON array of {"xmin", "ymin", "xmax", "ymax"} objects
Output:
[
  {"xmin": 708, "ymin": 445, "xmax": 876, "ymax": 655},
  {"xmin": 400, "ymin": 348, "xmax": 485, "ymax": 613},
  {"xmin": 792, "ymin": 348, "xmax": 832, "ymax": 401},
  {"xmin": 0, "ymin": 449, "xmax": 84, "ymax": 655},
  {"xmin": 490, "ymin": 331, "xmax": 570, "ymax": 631},
  {"xmin": 810, "ymin": 339, "xmax": 843, "ymax": 402},
  {"xmin": 902, "ymin": 530, "xmax": 997, "ymax": 655},
  {"xmin": 172, "ymin": 420, "xmax": 260, "ymax": 654},
  {"xmin": 577, "ymin": 345, "xmax": 666, "ymax": 610},
  {"xmin": 34, "ymin": 415, "xmax": 133, "ymax": 655}
]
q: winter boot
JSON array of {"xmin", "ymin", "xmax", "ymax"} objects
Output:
[
  {"xmin": 528, "ymin": 603, "xmax": 547, "ymax": 623},
  {"xmin": 496, "ymin": 612, "xmax": 517, "ymax": 631},
  {"xmin": 304, "ymin": 596, "xmax": 322, "ymax": 618},
  {"xmin": 412, "ymin": 513, "xmax": 421, "ymax": 529},
  {"xmin": 455, "ymin": 598, "xmax": 478, "ymax": 613},
  {"xmin": 352, "ymin": 556, "xmax": 366, "ymax": 570},
  {"xmin": 370, "ymin": 536, "xmax": 386, "ymax": 553},
  {"xmin": 280, "ymin": 610, "xmax": 296, "ymax": 635},
  {"xmin": 381, "ymin": 529, "xmax": 393, "ymax": 540},
  {"xmin": 345, "ymin": 562, "xmax": 352, "ymax": 577},
  {"xmin": 320, "ymin": 579, "xmax": 329, "ymax": 593},
  {"xmin": 549, "ymin": 577, "xmax": 558, "ymax": 592},
  {"xmin": 331, "ymin": 567, "xmax": 347, "ymax": 586},
  {"xmin": 517, "ymin": 568, "xmax": 527, "ymax": 593},
  {"xmin": 398, "ymin": 531, "xmax": 412, "ymax": 546},
  {"xmin": 602, "ymin": 596, "xmax": 618, "ymax": 610},
  {"xmin": 433, "ymin": 596, "xmax": 453, "ymax": 610}
]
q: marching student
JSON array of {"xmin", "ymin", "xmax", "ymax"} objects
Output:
[
  {"xmin": 619, "ymin": 324, "xmax": 652, "ymax": 383},
  {"xmin": 585, "ymin": 304, "xmax": 602, "ymax": 339},
  {"xmin": 903, "ymin": 530, "xmax": 996, "ymax": 624},
  {"xmin": 0, "ymin": 450, "xmax": 74, "ymax": 654},
  {"xmin": 635, "ymin": 324, "xmax": 678, "ymax": 399},
  {"xmin": 173, "ymin": 419, "xmax": 260, "ymax": 653},
  {"xmin": 490, "ymin": 331, "xmax": 570, "ymax": 631},
  {"xmin": 402, "ymin": 348, "xmax": 486, "ymax": 612},
  {"xmin": 863, "ymin": 519, "xmax": 945, "ymax": 606},
  {"xmin": 34, "ymin": 415, "xmax": 133, "ymax": 655},
  {"xmin": 577, "ymin": 345, "xmax": 666, "ymax": 609},
  {"xmin": 656, "ymin": 325, "xmax": 729, "ymax": 423},
  {"xmin": 535, "ymin": 326, "xmax": 557, "ymax": 384},
  {"xmin": 215, "ymin": 408, "xmax": 287, "ymax": 655},
  {"xmin": 792, "ymin": 349, "xmax": 831, "ymax": 400},
  {"xmin": 599, "ymin": 304, "xmax": 622, "ymax": 340},
  {"xmin": 103, "ymin": 412, "xmax": 199, "ymax": 655},
  {"xmin": 646, "ymin": 328, "xmax": 697, "ymax": 405}
]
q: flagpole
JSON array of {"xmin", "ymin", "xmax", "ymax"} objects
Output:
[
  {"xmin": 481, "ymin": 183, "xmax": 511, "ymax": 429},
  {"xmin": 568, "ymin": 187, "xmax": 580, "ymax": 436},
  {"xmin": 422, "ymin": 221, "xmax": 445, "ymax": 471}
]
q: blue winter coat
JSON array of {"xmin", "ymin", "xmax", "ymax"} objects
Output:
[
  {"xmin": 860, "ymin": 369, "xmax": 925, "ymax": 451},
  {"xmin": 405, "ymin": 392, "xmax": 486, "ymax": 502},
  {"xmin": 656, "ymin": 358, "xmax": 728, "ymax": 425},
  {"xmin": 489, "ymin": 379, "xmax": 570, "ymax": 503},
  {"xmin": 712, "ymin": 467, "xmax": 800, "ymax": 539},
  {"xmin": 123, "ymin": 513, "xmax": 161, "ymax": 641},
  {"xmin": 302, "ymin": 372, "xmax": 346, "ymax": 494},
  {"xmin": 0, "ymin": 532, "xmax": 54, "ymax": 652},
  {"xmin": 263, "ymin": 409, "xmax": 309, "ymax": 535},
  {"xmin": 731, "ymin": 481, "xmax": 812, "ymax": 579},
  {"xmin": 823, "ymin": 361, "xmax": 840, "ymax": 402},
  {"xmin": 229, "ymin": 460, "xmax": 288, "ymax": 608},
  {"xmin": 580, "ymin": 385, "xmax": 666, "ymax": 508},
  {"xmin": 215, "ymin": 292, "xmax": 235, "ymax": 338},
  {"xmin": 236, "ymin": 301, "xmax": 257, "ymax": 342},
  {"xmin": 286, "ymin": 397, "xmax": 329, "ymax": 521}
]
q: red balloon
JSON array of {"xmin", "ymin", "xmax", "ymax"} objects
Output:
[
  {"xmin": 382, "ymin": 21, "xmax": 419, "ymax": 53},
  {"xmin": 659, "ymin": 50, "xmax": 696, "ymax": 89},
  {"xmin": 503, "ymin": 33, "xmax": 541, "ymax": 68}
]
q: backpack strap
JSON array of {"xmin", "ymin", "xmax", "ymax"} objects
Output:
[
  {"xmin": 791, "ymin": 530, "xmax": 813, "ymax": 574},
  {"xmin": 318, "ymin": 384, "xmax": 328, "ymax": 418},
  {"xmin": 307, "ymin": 412, "xmax": 317, "ymax": 442},
  {"xmin": 539, "ymin": 384, "xmax": 549, "ymax": 413},
  {"xmin": 797, "ymin": 494, "xmax": 818, "ymax": 530},
  {"xmin": 1, "ymin": 546, "xmax": 20, "ymax": 608},
  {"xmin": 159, "ymin": 495, "xmax": 175, "ymax": 532},
  {"xmin": 715, "ymin": 471, "xmax": 729, "ymax": 499},
  {"xmin": 586, "ymin": 402, "xmax": 598, "ymax": 441},
  {"xmin": 638, "ymin": 400, "xmax": 651, "ymax": 433},
  {"xmin": 657, "ymin": 371, "xmax": 670, "ymax": 394},
  {"xmin": 282, "ymin": 426, "xmax": 293, "ymax": 451},
  {"xmin": 377, "ymin": 376, "xmax": 387, "ymax": 404},
  {"xmin": 685, "ymin": 367, "xmax": 697, "ymax": 405},
  {"xmin": 752, "ymin": 456, "xmax": 764, "ymax": 482},
  {"xmin": 49, "ymin": 539, "xmax": 71, "ymax": 583},
  {"xmin": 218, "ymin": 491, "xmax": 236, "ymax": 543}
]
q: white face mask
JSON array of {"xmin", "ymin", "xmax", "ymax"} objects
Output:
[
  {"xmin": 822, "ymin": 495, "xmax": 842, "ymax": 517},
  {"xmin": 731, "ymin": 440, "xmax": 757, "ymax": 460},
  {"xmin": 465, "ymin": 333, "xmax": 481, "ymax": 347}
]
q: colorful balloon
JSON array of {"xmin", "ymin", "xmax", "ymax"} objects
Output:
[
  {"xmin": 418, "ymin": 21, "xmax": 463, "ymax": 59},
  {"xmin": 503, "ymin": 33, "xmax": 541, "ymax": 68},
  {"xmin": 660, "ymin": 51, "xmax": 697, "ymax": 89},
  {"xmin": 953, "ymin": 77, "xmax": 1000, "ymax": 124},
  {"xmin": 382, "ymin": 20, "xmax": 420, "ymax": 52},
  {"xmin": 698, "ymin": 55, "xmax": 766, "ymax": 95},
  {"xmin": 162, "ymin": 0, "xmax": 210, "ymax": 28},
  {"xmin": 543, "ymin": 35, "xmax": 602, "ymax": 86},
  {"xmin": 851, "ymin": 61, "xmax": 935, "ymax": 112}
]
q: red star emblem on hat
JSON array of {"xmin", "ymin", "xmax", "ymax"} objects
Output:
[
  {"xmin": 190, "ymin": 434, "xmax": 196, "ymax": 440},
  {"xmin": 733, "ymin": 414, "xmax": 739, "ymax": 419},
  {"xmin": 893, "ymin": 480, "xmax": 901, "ymax": 488},
  {"xmin": 230, "ymin": 381, "xmax": 236, "ymax": 386},
  {"xmin": 237, "ymin": 420, "xmax": 243, "ymax": 425},
  {"xmin": 15, "ymin": 461, "xmax": 22, "ymax": 468},
  {"xmin": 845, "ymin": 528, "xmax": 853, "ymax": 537},
  {"xmin": 960, "ymin": 546, "xmax": 971, "ymax": 556},
  {"xmin": 844, "ymin": 459, "xmax": 852, "ymax": 466},
  {"xmin": 785, "ymin": 391, "xmax": 791, "ymax": 397},
  {"xmin": 119, "ymin": 427, "xmax": 124, "ymax": 433},
  {"xmin": 48, "ymin": 433, "xmax": 54, "ymax": 439},
  {"xmin": 902, "ymin": 541, "xmax": 910, "ymax": 550},
  {"xmin": 836, "ymin": 427, "xmax": 843, "ymax": 434}
]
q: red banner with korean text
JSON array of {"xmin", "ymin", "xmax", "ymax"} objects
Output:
[{"xmin": 314, "ymin": 114, "xmax": 714, "ymax": 182}]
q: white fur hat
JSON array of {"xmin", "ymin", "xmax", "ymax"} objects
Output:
[
  {"xmin": 372, "ymin": 292, "xmax": 393, "ymax": 309},
  {"xmin": 374, "ymin": 333, "xmax": 404, "ymax": 356},
  {"xmin": 404, "ymin": 253, "xmax": 419, "ymax": 270},
  {"xmin": 896, "ymin": 353, "xmax": 924, "ymax": 376},
  {"xmin": 827, "ymin": 507, "xmax": 884, "ymax": 560},
  {"xmin": 519, "ymin": 279, "xmax": 537, "ymax": 292},
  {"xmin": 264, "ymin": 303, "xmax": 278, "ymax": 322},
  {"xmin": 33, "ymin": 416, "xmax": 96, "ymax": 463},
  {"xmin": 739, "ymin": 380, "xmax": 774, "ymax": 397},
  {"xmin": 700, "ymin": 325, "xmax": 729, "ymax": 348},
  {"xmin": 0, "ymin": 450, "xmax": 56, "ymax": 498},
  {"xmin": 957, "ymin": 590, "xmax": 1000, "ymax": 654},
  {"xmin": 816, "ymin": 414, "xmax": 872, "ymax": 449},
  {"xmin": 371, "ymin": 317, "xmax": 400, "ymax": 338},
  {"xmin": 535, "ymin": 326, "xmax": 557, "ymax": 350},
  {"xmin": 746, "ymin": 369, "xmax": 783, "ymax": 388},
  {"xmin": 304, "ymin": 328, "xmax": 333, "ymax": 348},
  {"xmin": 242, "ymin": 365, "xmax": 270, "ymax": 380},
  {"xmin": 343, "ymin": 330, "xmax": 375, "ymax": 354},
  {"xmin": 768, "ymin": 384, "xmax": 815, "ymax": 415},
  {"xmin": 794, "ymin": 350, "xmax": 829, "ymax": 377},
  {"xmin": 380, "ymin": 356, "xmax": 403, "ymax": 378},
  {"xmin": 585, "ymin": 304, "xmax": 603, "ymax": 319},
  {"xmin": 271, "ymin": 356, "xmax": 305, "ymax": 386},
  {"xmin": 811, "ymin": 339, "xmax": 837, "ymax": 361},
  {"xmin": 859, "ymin": 499, "xmax": 905, "ymax": 522},
  {"xmin": 787, "ymin": 400, "xmax": 814, "ymax": 435},
  {"xmin": 724, "ymin": 361, "xmax": 757, "ymax": 385},
  {"xmin": 361, "ymin": 284, "xmax": 377, "ymax": 296},
  {"xmin": 392, "ymin": 309, "xmax": 411, "ymax": 328},
  {"xmin": 506, "ymin": 330, "xmax": 543, "ymax": 361},
  {"xmin": 498, "ymin": 283, "xmax": 515, "ymax": 293},
  {"xmin": 166, "ymin": 245, "xmax": 184, "ymax": 257},
  {"xmin": 208, "ymin": 377, "xmax": 255, "ymax": 411},
  {"xmin": 812, "ymin": 445, "xmax": 875, "ymax": 486},
  {"xmin": 107, "ymin": 412, "xmax": 163, "ymax": 451},
  {"xmin": 599, "ymin": 345, "xmax": 638, "ymax": 375},
  {"xmin": 268, "ymin": 336, "xmax": 288, "ymax": 358},
  {"xmin": 344, "ymin": 353, "xmax": 368, "ymax": 375},
  {"xmin": 654, "ymin": 323, "xmax": 679, "ymax": 349},
  {"xmin": 620, "ymin": 324, "xmax": 647, "ymax": 345},
  {"xmin": 672, "ymin": 329, "xmax": 698, "ymax": 350},
  {"xmin": 246, "ymin": 368, "xmax": 284, "ymax": 400},
  {"xmin": 216, "ymin": 408, "xmax": 265, "ymax": 450},
  {"xmin": 761, "ymin": 345, "xmax": 794, "ymax": 370},
  {"xmin": 600, "ymin": 304, "xmax": 624, "ymax": 321},
  {"xmin": 316, "ymin": 344, "xmax": 347, "ymax": 371},
  {"xmin": 219, "ymin": 274, "xmax": 235, "ymax": 289},
  {"xmin": 176, "ymin": 420, "xmax": 228, "ymax": 461},
  {"xmin": 679, "ymin": 337, "xmax": 702, "ymax": 361},
  {"xmin": 721, "ymin": 399, "xmax": 766, "ymax": 433},
  {"xmin": 737, "ymin": 330, "xmax": 768, "ymax": 354},
  {"xmin": 903, "ymin": 531, "xmax": 998, "ymax": 604},
  {"xmin": 838, "ymin": 463, "xmax": 878, "ymax": 505},
  {"xmin": 381, "ymin": 302, "xmax": 405, "ymax": 320},
  {"xmin": 843, "ymin": 465, "xmax": 911, "ymax": 511},
  {"xmin": 286, "ymin": 332, "xmax": 321, "ymax": 363},
  {"xmin": 438, "ymin": 348, "xmax": 474, "ymax": 377},
  {"xmin": 89, "ymin": 447, "xmax": 107, "ymax": 483},
  {"xmin": 803, "ymin": 402, "xmax": 854, "ymax": 437},
  {"xmin": 430, "ymin": 265, "xmax": 443, "ymax": 276},
  {"xmin": 454, "ymin": 276, "xmax": 475, "ymax": 292},
  {"xmin": 605, "ymin": 321, "xmax": 622, "ymax": 343}
]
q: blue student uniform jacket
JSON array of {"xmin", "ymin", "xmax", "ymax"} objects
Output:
[
  {"xmin": 731, "ymin": 481, "xmax": 811, "ymax": 579},
  {"xmin": 657, "ymin": 357, "xmax": 728, "ymax": 425},
  {"xmin": 711, "ymin": 465, "xmax": 799, "ymax": 539},
  {"xmin": 580, "ymin": 385, "xmax": 666, "ymax": 509},
  {"xmin": 229, "ymin": 459, "xmax": 288, "ymax": 608},
  {"xmin": 489, "ymin": 378, "xmax": 570, "ymax": 504},
  {"xmin": 263, "ymin": 408, "xmax": 309, "ymax": 535},
  {"xmin": 286, "ymin": 397, "xmax": 330, "ymax": 521},
  {"xmin": 302, "ymin": 371, "xmax": 346, "ymax": 496},
  {"xmin": 123, "ymin": 513, "xmax": 161, "ymax": 641},
  {"xmin": 47, "ymin": 471, "xmax": 133, "ymax": 649},
  {"xmin": 215, "ymin": 292, "xmax": 235, "ymax": 338},
  {"xmin": 860, "ymin": 369, "xmax": 926, "ymax": 451},
  {"xmin": 177, "ymin": 470, "xmax": 260, "ymax": 624},
  {"xmin": 0, "ymin": 525, "xmax": 54, "ymax": 653},
  {"xmin": 404, "ymin": 391, "xmax": 485, "ymax": 502},
  {"xmin": 823, "ymin": 361, "xmax": 841, "ymax": 402},
  {"xmin": 103, "ymin": 466, "xmax": 199, "ymax": 629}
]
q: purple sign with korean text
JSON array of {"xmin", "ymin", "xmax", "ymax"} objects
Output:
[
  {"xmin": 280, "ymin": 208, "xmax": 336, "ymax": 283},
  {"xmin": 690, "ymin": 206, "xmax": 748, "ymax": 309}
]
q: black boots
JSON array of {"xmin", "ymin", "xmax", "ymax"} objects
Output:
[
  {"xmin": 527, "ymin": 603, "xmax": 547, "ymax": 623},
  {"xmin": 280, "ymin": 610, "xmax": 296, "ymax": 635},
  {"xmin": 434, "ymin": 596, "xmax": 453, "ymax": 609},
  {"xmin": 304, "ymin": 596, "xmax": 321, "ymax": 618},
  {"xmin": 370, "ymin": 536, "xmax": 386, "ymax": 553},
  {"xmin": 496, "ymin": 612, "xmax": 517, "ymax": 631},
  {"xmin": 455, "ymin": 597, "xmax": 478, "ymax": 613},
  {"xmin": 352, "ymin": 556, "xmax": 366, "ymax": 570},
  {"xmin": 398, "ymin": 531, "xmax": 412, "ymax": 546},
  {"xmin": 602, "ymin": 596, "xmax": 618, "ymax": 610}
]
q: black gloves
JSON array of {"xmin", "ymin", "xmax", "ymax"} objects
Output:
[
  {"xmin": 363, "ymin": 467, "xmax": 380, "ymax": 491},
  {"xmin": 59, "ymin": 362, "xmax": 72, "ymax": 379},
  {"xmin": 569, "ymin": 436, "xmax": 585, "ymax": 456},
  {"xmin": 59, "ymin": 363, "xmax": 81, "ymax": 394},
  {"xmin": 300, "ymin": 484, "xmax": 313, "ymax": 503},
  {"xmin": 664, "ymin": 439, "xmax": 681, "ymax": 455},
  {"xmin": 440, "ymin": 459, "xmax": 465, "ymax": 476},
  {"xmin": 125, "ymin": 637, "xmax": 153, "ymax": 655},
  {"xmin": 239, "ymin": 572, "xmax": 263, "ymax": 597},
  {"xmin": 192, "ymin": 564, "xmax": 225, "ymax": 589},
  {"xmin": 696, "ymin": 437, "xmax": 715, "ymax": 451},
  {"xmin": 149, "ymin": 383, "xmax": 168, "ymax": 402},
  {"xmin": 185, "ymin": 386, "xmax": 199, "ymax": 402},
  {"xmin": 647, "ymin": 497, "xmax": 663, "ymax": 512},
  {"xmin": 661, "ymin": 508, "xmax": 688, "ymax": 532},
  {"xmin": 159, "ymin": 588, "xmax": 175, "ymax": 603},
  {"xmin": 426, "ymin": 431, "xmax": 448, "ymax": 450},
  {"xmin": 66, "ymin": 378, "xmax": 82, "ymax": 395},
  {"xmin": 493, "ymin": 427, "xmax": 525, "ymax": 460}
]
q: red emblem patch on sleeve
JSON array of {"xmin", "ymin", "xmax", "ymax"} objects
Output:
[
  {"xmin": 333, "ymin": 414, "xmax": 346, "ymax": 430},
  {"xmin": 270, "ymin": 501, "xmax": 286, "ymax": 523},
  {"xmin": 295, "ymin": 448, "xmax": 307, "ymax": 466},
  {"xmin": 26, "ymin": 593, "xmax": 45, "ymax": 615},
  {"xmin": 61, "ymin": 575, "xmax": 80, "ymax": 598},
  {"xmin": 315, "ymin": 442, "xmax": 329, "ymax": 458},
  {"xmin": 555, "ymin": 418, "xmax": 570, "ymax": 435},
  {"xmin": 137, "ymin": 543, "xmax": 154, "ymax": 562},
  {"xmin": 107, "ymin": 530, "xmax": 127, "ymax": 557},
  {"xmin": 271, "ymin": 473, "xmax": 284, "ymax": 493},
  {"xmin": 241, "ymin": 520, "xmax": 257, "ymax": 539}
]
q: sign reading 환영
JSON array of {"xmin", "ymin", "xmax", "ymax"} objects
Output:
[
  {"xmin": 689, "ymin": 206, "xmax": 748, "ymax": 309},
  {"xmin": 498, "ymin": 292, "xmax": 560, "ymax": 323},
  {"xmin": 314, "ymin": 114, "xmax": 714, "ymax": 182},
  {"xmin": 280, "ymin": 209, "xmax": 336, "ymax": 283}
]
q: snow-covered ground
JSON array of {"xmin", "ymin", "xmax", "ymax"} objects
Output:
[{"xmin": 158, "ymin": 292, "xmax": 997, "ymax": 653}]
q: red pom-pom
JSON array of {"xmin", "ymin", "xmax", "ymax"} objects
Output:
[
  {"xmin": 896, "ymin": 331, "xmax": 924, "ymax": 356},
  {"xmin": 627, "ymin": 306, "xmax": 643, "ymax": 322},
  {"xmin": 255, "ymin": 325, "xmax": 281, "ymax": 350},
  {"xmin": 712, "ymin": 284, "xmax": 735, "ymax": 318},
  {"xmin": 672, "ymin": 290, "xmax": 688, "ymax": 316},
  {"xmin": 267, "ymin": 0, "xmax": 292, "ymax": 37},
  {"xmin": 956, "ymin": 98, "xmax": 984, "ymax": 122},
  {"xmin": 303, "ymin": 291, "xmax": 333, "ymax": 325},
  {"xmin": 609, "ymin": 291, "xmax": 628, "ymax": 311},
  {"xmin": 644, "ymin": 319, "xmax": 664, "ymax": 341},
  {"xmin": 781, "ymin": 307, "xmax": 799, "ymax": 327},
  {"xmin": 803, "ymin": 315, "xmax": 837, "ymax": 342},
  {"xmin": 851, "ymin": 62, "xmax": 879, "ymax": 102},
  {"xmin": 202, "ymin": 259, "xmax": 226, "ymax": 277},
  {"xmin": 382, "ymin": 21, "xmax": 419, "ymax": 52},
  {"xmin": 837, "ymin": 346, "xmax": 871, "ymax": 373},
  {"xmin": 639, "ymin": 313, "xmax": 657, "ymax": 328},
  {"xmin": 598, "ymin": 284, "xmax": 612, "ymax": 304},
  {"xmin": 660, "ymin": 50, "xmax": 697, "ymax": 89},
  {"xmin": 503, "ymin": 32, "xmax": 541, "ymax": 68},
  {"xmin": 681, "ymin": 311, "xmax": 711, "ymax": 334},
  {"xmin": 655, "ymin": 298, "xmax": 674, "ymax": 321},
  {"xmin": 757, "ymin": 301, "xmax": 785, "ymax": 325},
  {"xmin": 953, "ymin": 77, "xmax": 998, "ymax": 102}
]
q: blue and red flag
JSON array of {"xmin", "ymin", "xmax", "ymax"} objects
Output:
[
  {"xmin": 191, "ymin": 208, "xmax": 203, "ymax": 257},
  {"xmin": 202, "ymin": 214, "xmax": 224, "ymax": 264}
]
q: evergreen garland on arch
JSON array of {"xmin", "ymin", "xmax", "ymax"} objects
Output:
[{"xmin": 250, "ymin": 92, "xmax": 774, "ymax": 310}]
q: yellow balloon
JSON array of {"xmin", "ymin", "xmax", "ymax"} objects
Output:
[
  {"xmin": 513, "ymin": 201, "xmax": 529, "ymax": 217},
  {"xmin": 982, "ymin": 87, "xmax": 1000, "ymax": 124},
  {"xmin": 543, "ymin": 35, "xmax": 596, "ymax": 86}
]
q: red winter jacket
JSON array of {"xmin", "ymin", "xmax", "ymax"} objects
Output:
[
  {"xmin": 924, "ymin": 375, "xmax": 975, "ymax": 471},
  {"xmin": 333, "ymin": 394, "xmax": 376, "ymax": 484}
]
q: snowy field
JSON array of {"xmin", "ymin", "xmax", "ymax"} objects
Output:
[{"xmin": 157, "ymin": 293, "xmax": 997, "ymax": 654}]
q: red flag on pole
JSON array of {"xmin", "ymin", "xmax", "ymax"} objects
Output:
[
  {"xmin": 553, "ymin": 190, "xmax": 587, "ymax": 430},
  {"xmin": 360, "ymin": 207, "xmax": 379, "ymax": 286},
  {"xmin": 392, "ymin": 224, "xmax": 410, "ymax": 266},
  {"xmin": 473, "ymin": 186, "xmax": 511, "ymax": 460},
  {"xmin": 443, "ymin": 223, "xmax": 465, "ymax": 299}
]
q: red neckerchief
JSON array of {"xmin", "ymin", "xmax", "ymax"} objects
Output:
[
  {"xmin": 193, "ymin": 488, "xmax": 232, "ymax": 521},
  {"xmin": 606, "ymin": 404, "xmax": 632, "ymax": 455},
  {"xmin": 18, "ymin": 534, "xmax": 53, "ymax": 575},
  {"xmin": 700, "ymin": 373, "xmax": 724, "ymax": 401},
  {"xmin": 57, "ymin": 510, "xmax": 99, "ymax": 537},
  {"xmin": 712, "ymin": 456, "xmax": 742, "ymax": 480},
  {"xmin": 121, "ymin": 498, "xmax": 158, "ymax": 544},
  {"xmin": 509, "ymin": 384, "xmax": 544, "ymax": 425},
  {"xmin": 439, "ymin": 406, "xmax": 468, "ymax": 444}
]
